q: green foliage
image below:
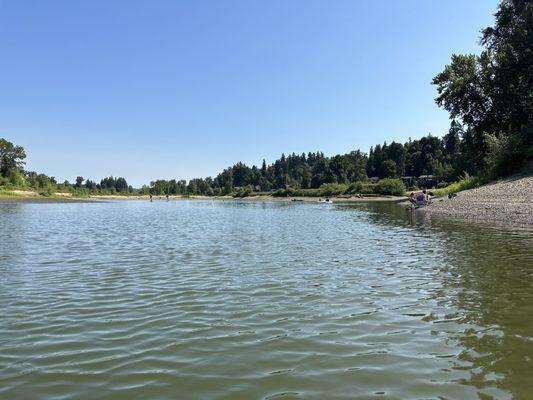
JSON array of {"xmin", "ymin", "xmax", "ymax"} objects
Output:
[
  {"xmin": 0, "ymin": 137, "xmax": 206, "ymax": 197},
  {"xmin": 432, "ymin": 0, "xmax": 533, "ymax": 178},
  {"xmin": 346, "ymin": 181, "xmax": 363, "ymax": 193},
  {"xmin": 380, "ymin": 159, "xmax": 397, "ymax": 178},
  {"xmin": 319, "ymin": 183, "xmax": 347, "ymax": 196},
  {"xmin": 433, "ymin": 54, "xmax": 492, "ymax": 128},
  {"xmin": 0, "ymin": 189, "xmax": 18, "ymax": 196},
  {"xmin": 9, "ymin": 169, "xmax": 27, "ymax": 188},
  {"xmin": 232, "ymin": 186, "xmax": 254, "ymax": 198},
  {"xmin": 487, "ymin": 124, "xmax": 533, "ymax": 178},
  {"xmin": 0, "ymin": 138, "xmax": 26, "ymax": 178},
  {"xmin": 38, "ymin": 187, "xmax": 54, "ymax": 197},
  {"xmin": 72, "ymin": 188, "xmax": 90, "ymax": 198},
  {"xmin": 56, "ymin": 183, "xmax": 73, "ymax": 193},
  {"xmin": 26, "ymin": 171, "xmax": 56, "ymax": 194},
  {"xmin": 374, "ymin": 179, "xmax": 405, "ymax": 196},
  {"xmin": 100, "ymin": 176, "xmax": 130, "ymax": 193},
  {"xmin": 270, "ymin": 180, "xmax": 406, "ymax": 198},
  {"xmin": 214, "ymin": 150, "xmax": 368, "ymax": 193},
  {"xmin": 346, "ymin": 181, "xmax": 375, "ymax": 194},
  {"xmin": 367, "ymin": 136, "xmax": 455, "ymax": 181},
  {"xmin": 433, "ymin": 173, "xmax": 482, "ymax": 197},
  {"xmin": 272, "ymin": 188, "xmax": 292, "ymax": 197},
  {"xmin": 75, "ymin": 176, "xmax": 84, "ymax": 188}
]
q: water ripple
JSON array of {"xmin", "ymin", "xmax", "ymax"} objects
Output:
[{"xmin": 1, "ymin": 200, "xmax": 532, "ymax": 399}]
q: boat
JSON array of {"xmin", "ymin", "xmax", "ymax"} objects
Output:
[{"xmin": 318, "ymin": 198, "xmax": 333, "ymax": 204}]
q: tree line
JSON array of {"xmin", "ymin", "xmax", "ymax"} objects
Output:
[
  {"xmin": 0, "ymin": 139, "xmax": 132, "ymax": 196},
  {"xmin": 0, "ymin": 134, "xmax": 456, "ymax": 197},
  {"xmin": 142, "ymin": 138, "xmax": 455, "ymax": 197}
]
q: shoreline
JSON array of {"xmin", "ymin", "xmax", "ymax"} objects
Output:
[
  {"xmin": 4, "ymin": 176, "xmax": 532, "ymax": 227},
  {"xmin": 0, "ymin": 196, "xmax": 96, "ymax": 203},
  {"xmin": 0, "ymin": 190, "xmax": 97, "ymax": 203},
  {"xmin": 0, "ymin": 190, "xmax": 404, "ymax": 204},
  {"xmin": 420, "ymin": 175, "xmax": 533, "ymax": 226},
  {"xmin": 88, "ymin": 194, "xmax": 405, "ymax": 203}
]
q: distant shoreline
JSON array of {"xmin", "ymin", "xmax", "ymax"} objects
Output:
[
  {"xmin": 3, "ymin": 179, "xmax": 533, "ymax": 227},
  {"xmin": 0, "ymin": 190, "xmax": 404, "ymax": 204},
  {"xmin": 0, "ymin": 196, "xmax": 95, "ymax": 204},
  {"xmin": 86, "ymin": 193, "xmax": 405, "ymax": 203}
]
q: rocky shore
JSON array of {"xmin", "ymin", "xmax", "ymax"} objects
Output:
[{"xmin": 425, "ymin": 175, "xmax": 533, "ymax": 225}]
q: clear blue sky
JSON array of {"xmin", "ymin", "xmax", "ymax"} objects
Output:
[{"xmin": 1, "ymin": 0, "xmax": 497, "ymax": 186}]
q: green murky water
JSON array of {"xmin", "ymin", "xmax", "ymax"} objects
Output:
[{"xmin": 1, "ymin": 200, "xmax": 532, "ymax": 399}]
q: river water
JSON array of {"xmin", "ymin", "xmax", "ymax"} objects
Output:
[{"xmin": 0, "ymin": 200, "xmax": 532, "ymax": 399}]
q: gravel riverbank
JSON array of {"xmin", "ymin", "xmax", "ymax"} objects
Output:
[{"xmin": 424, "ymin": 175, "xmax": 533, "ymax": 225}]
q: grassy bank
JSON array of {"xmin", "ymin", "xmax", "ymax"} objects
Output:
[
  {"xmin": 0, "ymin": 190, "xmax": 95, "ymax": 203},
  {"xmin": 432, "ymin": 173, "xmax": 483, "ymax": 197},
  {"xmin": 0, "ymin": 189, "xmax": 21, "ymax": 197}
]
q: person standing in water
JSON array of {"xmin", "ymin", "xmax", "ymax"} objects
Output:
[{"xmin": 149, "ymin": 194, "xmax": 153, "ymax": 202}]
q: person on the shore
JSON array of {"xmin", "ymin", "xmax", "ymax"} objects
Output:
[
  {"xmin": 409, "ymin": 192, "xmax": 416, "ymax": 206},
  {"xmin": 415, "ymin": 190, "xmax": 428, "ymax": 206}
]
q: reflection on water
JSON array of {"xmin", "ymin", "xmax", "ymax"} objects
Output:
[
  {"xmin": 338, "ymin": 202, "xmax": 533, "ymax": 399},
  {"xmin": 0, "ymin": 200, "xmax": 532, "ymax": 399}
]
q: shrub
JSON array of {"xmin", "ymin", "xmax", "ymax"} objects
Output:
[
  {"xmin": 433, "ymin": 172, "xmax": 481, "ymax": 197},
  {"xmin": 374, "ymin": 178, "xmax": 405, "ymax": 196},
  {"xmin": 272, "ymin": 188, "xmax": 289, "ymax": 197},
  {"xmin": 0, "ymin": 176, "xmax": 9, "ymax": 188},
  {"xmin": 72, "ymin": 188, "xmax": 89, "ymax": 198},
  {"xmin": 346, "ymin": 181, "xmax": 363, "ymax": 193},
  {"xmin": 488, "ymin": 125, "xmax": 533, "ymax": 178},
  {"xmin": 346, "ymin": 181, "xmax": 375, "ymax": 194},
  {"xmin": 232, "ymin": 186, "xmax": 254, "ymax": 198},
  {"xmin": 38, "ymin": 187, "xmax": 54, "ymax": 197},
  {"xmin": 8, "ymin": 170, "xmax": 26, "ymax": 188},
  {"xmin": 318, "ymin": 183, "xmax": 347, "ymax": 196}
]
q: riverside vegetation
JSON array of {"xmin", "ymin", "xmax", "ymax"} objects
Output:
[{"xmin": 1, "ymin": 0, "xmax": 531, "ymax": 199}]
